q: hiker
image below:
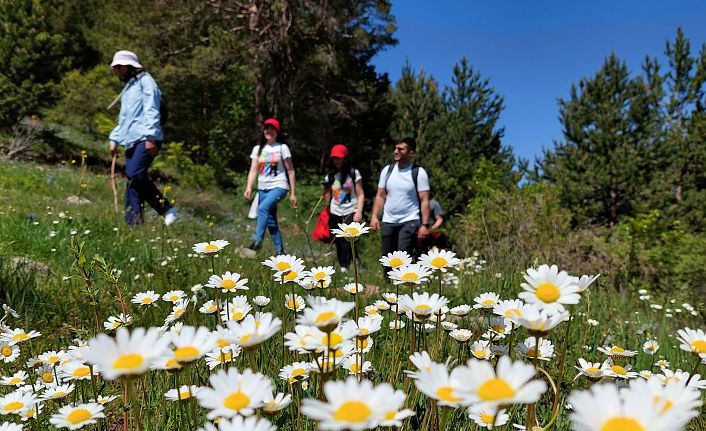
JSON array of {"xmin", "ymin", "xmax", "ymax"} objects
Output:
[
  {"xmin": 322, "ymin": 144, "xmax": 364, "ymax": 272},
  {"xmin": 419, "ymin": 191, "xmax": 449, "ymax": 252},
  {"xmin": 244, "ymin": 118, "xmax": 297, "ymax": 254},
  {"xmin": 108, "ymin": 50, "xmax": 177, "ymax": 226},
  {"xmin": 370, "ymin": 136, "xmax": 430, "ymax": 258}
]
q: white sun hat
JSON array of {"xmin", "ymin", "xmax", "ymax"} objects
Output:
[{"xmin": 110, "ymin": 50, "xmax": 142, "ymax": 68}]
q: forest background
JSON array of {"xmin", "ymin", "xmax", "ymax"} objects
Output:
[{"xmin": 2, "ymin": 0, "xmax": 706, "ymax": 302}]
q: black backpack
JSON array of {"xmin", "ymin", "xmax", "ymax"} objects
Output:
[{"xmin": 136, "ymin": 72, "xmax": 168, "ymax": 127}]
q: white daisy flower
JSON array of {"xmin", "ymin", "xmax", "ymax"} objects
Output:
[
  {"xmin": 449, "ymin": 304, "xmax": 471, "ymax": 317},
  {"xmin": 170, "ymin": 326, "xmax": 217, "ymax": 364},
  {"xmin": 59, "ymin": 362, "xmax": 94, "ymax": 381},
  {"xmin": 449, "ymin": 329, "xmax": 472, "ymax": 343},
  {"xmin": 1, "ymin": 329, "xmax": 41, "ymax": 346},
  {"xmin": 412, "ymin": 361, "xmax": 466, "ymax": 407},
  {"xmin": 0, "ymin": 344, "xmax": 20, "ymax": 363},
  {"xmin": 573, "ymin": 358, "xmax": 607, "ymax": 381},
  {"xmin": 83, "ymin": 327, "xmax": 170, "ymax": 380},
  {"xmin": 261, "ymin": 255, "xmax": 304, "ymax": 275},
  {"xmin": 0, "ymin": 371, "xmax": 27, "ymax": 387},
  {"xmin": 253, "ymin": 296, "xmax": 271, "ymax": 307},
  {"xmin": 41, "ymin": 383, "xmax": 75, "ymax": 400},
  {"xmin": 279, "ymin": 362, "xmax": 311, "ymax": 384},
  {"xmin": 221, "ymin": 296, "xmax": 252, "ymax": 322},
  {"xmin": 469, "ymin": 405, "xmax": 509, "ymax": 429},
  {"xmin": 262, "ymin": 392, "xmax": 292, "ymax": 413},
  {"xmin": 227, "ymin": 313, "xmax": 282, "ymax": 350},
  {"xmin": 198, "ymin": 416, "xmax": 276, "ymax": 431},
  {"xmin": 388, "ymin": 264, "xmax": 432, "ymax": 286},
  {"xmin": 206, "ymin": 272, "xmax": 248, "ymax": 293},
  {"xmin": 518, "ymin": 264, "xmax": 580, "ymax": 312},
  {"xmin": 676, "ymin": 327, "xmax": 706, "ymax": 358},
  {"xmin": 162, "ymin": 290, "xmax": 186, "ymax": 303},
  {"xmin": 131, "ymin": 291, "xmax": 160, "ymax": 306},
  {"xmin": 642, "ymin": 340, "xmax": 659, "ymax": 355},
  {"xmin": 284, "ymin": 294, "xmax": 306, "ymax": 312},
  {"xmin": 195, "ymin": 368, "xmax": 273, "ymax": 419},
  {"xmin": 455, "ymin": 356, "xmax": 547, "ymax": 407},
  {"xmin": 192, "ymin": 240, "xmax": 229, "ymax": 254},
  {"xmin": 331, "ymin": 222, "xmax": 370, "ymax": 240},
  {"xmin": 398, "ymin": 292, "xmax": 448, "ymax": 319},
  {"xmin": 165, "ymin": 385, "xmax": 201, "ymax": 402},
  {"xmin": 199, "ymin": 300, "xmax": 219, "ymax": 315},
  {"xmin": 517, "ymin": 337, "xmax": 555, "ymax": 361},
  {"xmin": 418, "ymin": 249, "xmax": 461, "ymax": 272},
  {"xmin": 473, "ymin": 292, "xmax": 501, "ymax": 310},
  {"xmin": 204, "ymin": 345, "xmax": 241, "ymax": 370},
  {"xmin": 302, "ymin": 377, "xmax": 406, "ymax": 430},
  {"xmin": 49, "ymin": 402, "xmax": 104, "ymax": 429},
  {"xmin": 379, "ymin": 251, "xmax": 412, "ymax": 268}
]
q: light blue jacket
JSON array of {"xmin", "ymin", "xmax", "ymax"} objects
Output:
[{"xmin": 109, "ymin": 72, "xmax": 163, "ymax": 148}]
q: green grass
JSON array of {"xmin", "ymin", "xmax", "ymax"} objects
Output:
[{"xmin": 0, "ymin": 160, "xmax": 704, "ymax": 430}]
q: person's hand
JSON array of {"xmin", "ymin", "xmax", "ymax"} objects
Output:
[
  {"xmin": 353, "ymin": 212, "xmax": 363, "ymax": 223},
  {"xmin": 417, "ymin": 225, "xmax": 429, "ymax": 240},
  {"xmin": 290, "ymin": 193, "xmax": 298, "ymax": 209},
  {"xmin": 145, "ymin": 140, "xmax": 159, "ymax": 156},
  {"xmin": 243, "ymin": 188, "xmax": 252, "ymax": 200},
  {"xmin": 370, "ymin": 217, "xmax": 380, "ymax": 231},
  {"xmin": 109, "ymin": 142, "xmax": 119, "ymax": 157}
]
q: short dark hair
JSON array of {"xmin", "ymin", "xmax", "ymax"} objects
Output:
[{"xmin": 397, "ymin": 136, "xmax": 417, "ymax": 152}]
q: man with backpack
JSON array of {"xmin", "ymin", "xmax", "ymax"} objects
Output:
[
  {"xmin": 370, "ymin": 136, "xmax": 430, "ymax": 258},
  {"xmin": 108, "ymin": 50, "xmax": 177, "ymax": 226}
]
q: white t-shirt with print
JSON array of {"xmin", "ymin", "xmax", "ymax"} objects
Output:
[
  {"xmin": 324, "ymin": 169, "xmax": 363, "ymax": 216},
  {"xmin": 250, "ymin": 143, "xmax": 291, "ymax": 190},
  {"xmin": 377, "ymin": 163, "xmax": 430, "ymax": 224}
]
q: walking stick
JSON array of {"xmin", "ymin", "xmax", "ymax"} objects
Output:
[
  {"xmin": 295, "ymin": 195, "xmax": 324, "ymax": 266},
  {"xmin": 110, "ymin": 153, "xmax": 119, "ymax": 212}
]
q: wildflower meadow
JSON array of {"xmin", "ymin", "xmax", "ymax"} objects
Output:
[{"xmin": 0, "ymin": 161, "xmax": 704, "ymax": 431}]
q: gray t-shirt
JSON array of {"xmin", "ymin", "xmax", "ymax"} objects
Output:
[
  {"xmin": 429, "ymin": 199, "xmax": 443, "ymax": 222},
  {"xmin": 250, "ymin": 143, "xmax": 291, "ymax": 190},
  {"xmin": 377, "ymin": 163, "xmax": 430, "ymax": 224}
]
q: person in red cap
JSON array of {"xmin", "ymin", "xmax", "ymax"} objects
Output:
[
  {"xmin": 322, "ymin": 144, "xmax": 364, "ymax": 272},
  {"xmin": 244, "ymin": 118, "xmax": 297, "ymax": 253}
]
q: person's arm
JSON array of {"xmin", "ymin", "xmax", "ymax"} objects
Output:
[
  {"xmin": 284, "ymin": 157, "xmax": 297, "ymax": 208},
  {"xmin": 417, "ymin": 190, "xmax": 430, "ymax": 239},
  {"xmin": 243, "ymin": 157, "xmax": 259, "ymax": 200},
  {"xmin": 354, "ymin": 180, "xmax": 365, "ymax": 222},
  {"xmin": 141, "ymin": 76, "xmax": 162, "ymax": 156},
  {"xmin": 431, "ymin": 214, "xmax": 444, "ymax": 231},
  {"xmin": 370, "ymin": 187, "xmax": 386, "ymax": 231}
]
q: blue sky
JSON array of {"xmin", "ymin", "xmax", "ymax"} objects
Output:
[{"xmin": 372, "ymin": 0, "xmax": 706, "ymax": 164}]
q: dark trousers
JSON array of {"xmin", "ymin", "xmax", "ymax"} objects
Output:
[
  {"xmin": 329, "ymin": 212, "xmax": 354, "ymax": 268},
  {"xmin": 124, "ymin": 141, "xmax": 171, "ymax": 225},
  {"xmin": 381, "ymin": 220, "xmax": 420, "ymax": 258}
]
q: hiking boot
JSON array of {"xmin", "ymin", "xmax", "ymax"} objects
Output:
[{"xmin": 247, "ymin": 241, "xmax": 261, "ymax": 251}]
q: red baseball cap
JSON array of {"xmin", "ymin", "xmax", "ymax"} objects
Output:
[
  {"xmin": 263, "ymin": 118, "xmax": 280, "ymax": 132},
  {"xmin": 330, "ymin": 144, "xmax": 348, "ymax": 158}
]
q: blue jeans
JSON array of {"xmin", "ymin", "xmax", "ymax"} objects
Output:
[
  {"xmin": 124, "ymin": 141, "xmax": 170, "ymax": 225},
  {"xmin": 253, "ymin": 188, "xmax": 288, "ymax": 253}
]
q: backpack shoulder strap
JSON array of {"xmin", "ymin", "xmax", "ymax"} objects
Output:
[
  {"xmin": 383, "ymin": 163, "xmax": 395, "ymax": 190},
  {"xmin": 412, "ymin": 164, "xmax": 420, "ymax": 192}
]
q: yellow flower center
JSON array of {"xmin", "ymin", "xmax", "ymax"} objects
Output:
[
  {"xmin": 231, "ymin": 312, "xmax": 244, "ymax": 321},
  {"xmin": 357, "ymin": 338, "xmax": 369, "ymax": 349},
  {"xmin": 73, "ymin": 367, "xmax": 91, "ymax": 377},
  {"xmin": 368, "ymin": 309, "xmax": 378, "ymax": 315},
  {"xmin": 170, "ymin": 295, "xmax": 180, "ymax": 301},
  {"xmin": 217, "ymin": 339, "xmax": 230, "ymax": 348},
  {"xmin": 287, "ymin": 300, "xmax": 300, "ymax": 310},
  {"xmin": 292, "ymin": 368, "xmax": 307, "ymax": 377},
  {"xmin": 315, "ymin": 311, "xmax": 338, "ymax": 323},
  {"xmin": 141, "ymin": 297, "xmax": 153, "ymax": 304},
  {"xmin": 67, "ymin": 408, "xmax": 92, "ymax": 424},
  {"xmin": 314, "ymin": 272, "xmax": 327, "ymax": 279},
  {"xmin": 322, "ymin": 333, "xmax": 343, "ymax": 347},
  {"xmin": 474, "ymin": 350, "xmax": 487, "ymax": 358},
  {"xmin": 113, "ymin": 353, "xmax": 144, "ymax": 370},
  {"xmin": 348, "ymin": 363, "xmax": 361, "ymax": 373},
  {"xmin": 178, "ymin": 390, "xmax": 191, "ymax": 400},
  {"xmin": 219, "ymin": 352, "xmax": 233, "ymax": 362},
  {"xmin": 221, "ymin": 279, "xmax": 236, "ymax": 290},
  {"xmin": 333, "ymin": 401, "xmax": 371, "ymax": 423},
  {"xmin": 601, "ymin": 417, "xmax": 644, "ymax": 431},
  {"xmin": 389, "ymin": 258, "xmax": 404, "ymax": 267},
  {"xmin": 431, "ymin": 257, "xmax": 448, "ymax": 268},
  {"xmin": 223, "ymin": 391, "xmax": 250, "ymax": 411},
  {"xmin": 239, "ymin": 334, "xmax": 251, "ymax": 343},
  {"xmin": 42, "ymin": 372, "xmax": 54, "ymax": 383},
  {"xmin": 611, "ymin": 365, "xmax": 627, "ymax": 375},
  {"xmin": 12, "ymin": 333, "xmax": 28, "ymax": 341},
  {"xmin": 112, "ymin": 321, "xmax": 122, "ymax": 328},
  {"xmin": 385, "ymin": 411, "xmax": 397, "ymax": 420},
  {"xmin": 174, "ymin": 346, "xmax": 199, "ymax": 361},
  {"xmin": 610, "ymin": 347, "xmax": 625, "ymax": 354},
  {"xmin": 276, "ymin": 262, "xmax": 291, "ymax": 271},
  {"xmin": 480, "ymin": 413, "xmax": 495, "ymax": 424},
  {"xmin": 284, "ymin": 271, "xmax": 298, "ymax": 281},
  {"xmin": 9, "ymin": 378, "xmax": 21, "ymax": 384},
  {"xmin": 204, "ymin": 244, "xmax": 219, "ymax": 252},
  {"xmin": 402, "ymin": 273, "xmax": 419, "ymax": 281},
  {"xmin": 53, "ymin": 391, "xmax": 66, "ymax": 397},
  {"xmin": 586, "ymin": 367, "xmax": 600, "ymax": 373},
  {"xmin": 477, "ymin": 378, "xmax": 515, "ymax": 401},
  {"xmin": 1, "ymin": 347, "xmax": 12, "ymax": 357},
  {"xmin": 4, "ymin": 401, "xmax": 23, "ymax": 411},
  {"xmin": 492, "ymin": 325, "xmax": 506, "ymax": 334},
  {"xmin": 535, "ymin": 282, "xmax": 560, "ymax": 303},
  {"xmin": 417, "ymin": 304, "xmax": 431, "ymax": 311},
  {"xmin": 166, "ymin": 359, "xmax": 181, "ymax": 368},
  {"xmin": 482, "ymin": 299, "xmax": 495, "ymax": 305},
  {"xmin": 526, "ymin": 348, "xmax": 538, "ymax": 358},
  {"xmin": 691, "ymin": 340, "xmax": 706, "ymax": 354},
  {"xmin": 436, "ymin": 386, "xmax": 461, "ymax": 402},
  {"xmin": 344, "ymin": 227, "xmax": 360, "ymax": 236},
  {"xmin": 505, "ymin": 309, "xmax": 521, "ymax": 318}
]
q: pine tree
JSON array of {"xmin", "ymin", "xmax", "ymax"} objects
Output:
[{"xmin": 540, "ymin": 54, "xmax": 657, "ymax": 226}]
